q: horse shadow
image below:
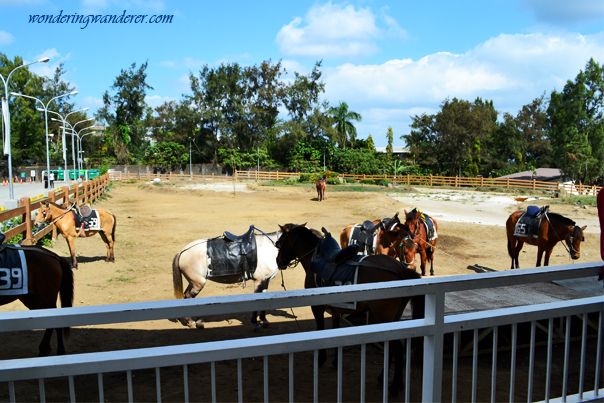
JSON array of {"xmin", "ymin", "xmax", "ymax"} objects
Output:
[
  {"xmin": 467, "ymin": 264, "xmax": 497, "ymax": 273},
  {"xmin": 76, "ymin": 256, "xmax": 108, "ymax": 264}
]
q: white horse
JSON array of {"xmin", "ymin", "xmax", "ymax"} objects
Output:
[{"xmin": 172, "ymin": 229, "xmax": 282, "ymax": 332}]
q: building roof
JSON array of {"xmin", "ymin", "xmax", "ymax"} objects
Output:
[
  {"xmin": 496, "ymin": 168, "xmax": 566, "ymax": 182},
  {"xmin": 375, "ymin": 146, "xmax": 409, "ymax": 154}
]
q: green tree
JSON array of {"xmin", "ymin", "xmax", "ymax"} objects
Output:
[
  {"xmin": 283, "ymin": 61, "xmax": 325, "ymax": 124},
  {"xmin": 143, "ymin": 141, "xmax": 187, "ymax": 167},
  {"xmin": 327, "ymin": 101, "xmax": 362, "ymax": 149},
  {"xmin": 96, "ymin": 61, "xmax": 154, "ymax": 164},
  {"xmin": 366, "ymin": 134, "xmax": 375, "ymax": 151},
  {"xmin": 385, "ymin": 126, "xmax": 394, "ymax": 163},
  {"xmin": 548, "ymin": 58, "xmax": 604, "ymax": 184}
]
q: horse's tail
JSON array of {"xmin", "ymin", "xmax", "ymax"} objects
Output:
[
  {"xmin": 172, "ymin": 252, "xmax": 184, "ymax": 299},
  {"xmin": 59, "ymin": 256, "xmax": 74, "ymax": 340},
  {"xmin": 111, "ymin": 213, "xmax": 117, "ymax": 243}
]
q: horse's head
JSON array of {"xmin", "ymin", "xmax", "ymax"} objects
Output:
[
  {"xmin": 276, "ymin": 223, "xmax": 307, "ymax": 269},
  {"xmin": 567, "ymin": 225, "xmax": 587, "ymax": 260},
  {"xmin": 404, "ymin": 209, "xmax": 421, "ymax": 234},
  {"xmin": 34, "ymin": 202, "xmax": 51, "ymax": 228},
  {"xmin": 399, "ymin": 231, "xmax": 418, "ymax": 270}
]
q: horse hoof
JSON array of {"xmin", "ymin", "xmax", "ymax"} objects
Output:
[
  {"xmin": 262, "ymin": 320, "xmax": 270, "ymax": 329},
  {"xmin": 253, "ymin": 324, "xmax": 263, "ymax": 333},
  {"xmin": 195, "ymin": 320, "xmax": 205, "ymax": 329}
]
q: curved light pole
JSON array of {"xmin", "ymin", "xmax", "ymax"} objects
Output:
[
  {"xmin": 44, "ymin": 107, "xmax": 89, "ymax": 181},
  {"xmin": 0, "ymin": 56, "xmax": 49, "ymax": 205},
  {"xmin": 63, "ymin": 118, "xmax": 94, "ymax": 179},
  {"xmin": 78, "ymin": 130, "xmax": 96, "ymax": 172},
  {"xmin": 11, "ymin": 90, "xmax": 78, "ymax": 186}
]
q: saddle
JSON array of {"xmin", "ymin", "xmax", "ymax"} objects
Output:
[
  {"xmin": 514, "ymin": 205, "xmax": 549, "ymax": 239},
  {"xmin": 72, "ymin": 204, "xmax": 99, "ymax": 236},
  {"xmin": 311, "ymin": 228, "xmax": 362, "ymax": 288},
  {"xmin": 418, "ymin": 213, "xmax": 437, "ymax": 241},
  {"xmin": 206, "ymin": 226, "xmax": 258, "ymax": 283},
  {"xmin": 349, "ymin": 213, "xmax": 400, "ymax": 255}
]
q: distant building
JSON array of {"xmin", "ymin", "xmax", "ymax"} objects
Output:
[
  {"xmin": 496, "ymin": 168, "xmax": 569, "ymax": 182},
  {"xmin": 375, "ymin": 146, "xmax": 410, "ymax": 160}
]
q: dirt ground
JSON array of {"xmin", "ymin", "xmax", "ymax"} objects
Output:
[{"xmin": 1, "ymin": 181, "xmax": 602, "ymax": 402}]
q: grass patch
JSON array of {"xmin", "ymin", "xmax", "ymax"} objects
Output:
[
  {"xmin": 551, "ymin": 195, "xmax": 597, "ymax": 206},
  {"xmin": 107, "ymin": 277, "xmax": 136, "ymax": 283}
]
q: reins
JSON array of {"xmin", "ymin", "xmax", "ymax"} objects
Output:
[{"xmin": 544, "ymin": 212, "xmax": 577, "ymax": 260}]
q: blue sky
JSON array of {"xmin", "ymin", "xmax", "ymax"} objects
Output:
[{"xmin": 1, "ymin": 0, "xmax": 602, "ymax": 147}]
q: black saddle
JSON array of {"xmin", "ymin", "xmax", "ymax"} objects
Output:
[
  {"xmin": 515, "ymin": 205, "xmax": 549, "ymax": 239},
  {"xmin": 311, "ymin": 228, "xmax": 361, "ymax": 287},
  {"xmin": 206, "ymin": 226, "xmax": 258, "ymax": 279}
]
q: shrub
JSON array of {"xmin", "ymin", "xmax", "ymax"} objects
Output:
[
  {"xmin": 299, "ymin": 173, "xmax": 312, "ymax": 182},
  {"xmin": 375, "ymin": 179, "xmax": 391, "ymax": 186},
  {"xmin": 326, "ymin": 178, "xmax": 339, "ymax": 185},
  {"xmin": 360, "ymin": 179, "xmax": 375, "ymax": 185},
  {"xmin": 345, "ymin": 177, "xmax": 356, "ymax": 184},
  {"xmin": 284, "ymin": 177, "xmax": 299, "ymax": 184}
]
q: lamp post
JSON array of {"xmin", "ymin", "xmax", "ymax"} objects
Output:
[
  {"xmin": 60, "ymin": 118, "xmax": 93, "ymax": 180},
  {"xmin": 0, "ymin": 56, "xmax": 49, "ymax": 206},
  {"xmin": 45, "ymin": 107, "xmax": 89, "ymax": 181},
  {"xmin": 11, "ymin": 90, "xmax": 78, "ymax": 187},
  {"xmin": 189, "ymin": 138, "xmax": 192, "ymax": 177},
  {"xmin": 78, "ymin": 131, "xmax": 95, "ymax": 172}
]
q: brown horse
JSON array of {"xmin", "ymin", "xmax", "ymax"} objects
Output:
[
  {"xmin": 506, "ymin": 210, "xmax": 586, "ymax": 269},
  {"xmin": 391, "ymin": 210, "xmax": 438, "ymax": 276},
  {"xmin": 340, "ymin": 213, "xmax": 405, "ymax": 259},
  {"xmin": 0, "ymin": 241, "xmax": 74, "ymax": 356},
  {"xmin": 316, "ymin": 175, "xmax": 326, "ymax": 201},
  {"xmin": 34, "ymin": 201, "xmax": 117, "ymax": 269},
  {"xmin": 276, "ymin": 223, "xmax": 424, "ymax": 396}
]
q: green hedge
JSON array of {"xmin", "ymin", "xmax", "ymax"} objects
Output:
[
  {"xmin": 375, "ymin": 179, "xmax": 391, "ymax": 186},
  {"xmin": 360, "ymin": 178, "xmax": 375, "ymax": 185}
]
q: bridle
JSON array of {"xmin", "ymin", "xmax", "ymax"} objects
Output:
[
  {"xmin": 35, "ymin": 203, "xmax": 74, "ymax": 227},
  {"xmin": 399, "ymin": 233, "xmax": 417, "ymax": 266},
  {"xmin": 544, "ymin": 213, "xmax": 581, "ymax": 258},
  {"xmin": 276, "ymin": 228, "xmax": 320, "ymax": 269}
]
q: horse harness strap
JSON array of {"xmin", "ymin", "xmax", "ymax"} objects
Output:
[{"xmin": 544, "ymin": 213, "xmax": 576, "ymax": 257}]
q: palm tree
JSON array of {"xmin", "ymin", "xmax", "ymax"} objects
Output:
[{"xmin": 328, "ymin": 101, "xmax": 362, "ymax": 149}]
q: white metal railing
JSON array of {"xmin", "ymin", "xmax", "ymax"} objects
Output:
[{"xmin": 0, "ymin": 262, "xmax": 602, "ymax": 402}]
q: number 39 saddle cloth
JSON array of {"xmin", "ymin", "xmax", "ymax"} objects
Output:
[
  {"xmin": 514, "ymin": 205, "xmax": 549, "ymax": 239},
  {"xmin": 0, "ymin": 233, "xmax": 28, "ymax": 296}
]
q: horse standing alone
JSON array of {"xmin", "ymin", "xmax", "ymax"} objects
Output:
[
  {"xmin": 172, "ymin": 230, "xmax": 282, "ymax": 331},
  {"xmin": 506, "ymin": 210, "xmax": 586, "ymax": 269},
  {"xmin": 0, "ymin": 240, "xmax": 73, "ymax": 356},
  {"xmin": 34, "ymin": 201, "xmax": 117, "ymax": 269},
  {"xmin": 316, "ymin": 175, "xmax": 326, "ymax": 201}
]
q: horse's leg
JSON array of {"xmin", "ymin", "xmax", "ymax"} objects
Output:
[
  {"xmin": 180, "ymin": 279, "xmax": 206, "ymax": 328},
  {"xmin": 66, "ymin": 236, "xmax": 78, "ymax": 269},
  {"xmin": 428, "ymin": 244, "xmax": 435, "ymax": 276},
  {"xmin": 419, "ymin": 249, "xmax": 427, "ymax": 276},
  {"xmin": 388, "ymin": 339, "xmax": 405, "ymax": 396},
  {"xmin": 99, "ymin": 231, "xmax": 114, "ymax": 263},
  {"xmin": 252, "ymin": 279, "xmax": 270, "ymax": 333},
  {"xmin": 311, "ymin": 305, "xmax": 328, "ymax": 366},
  {"xmin": 55, "ymin": 328, "xmax": 66, "ymax": 355},
  {"xmin": 543, "ymin": 247, "xmax": 554, "ymax": 266},
  {"xmin": 536, "ymin": 247, "xmax": 544, "ymax": 267},
  {"xmin": 331, "ymin": 311, "xmax": 341, "ymax": 368},
  {"xmin": 513, "ymin": 238, "xmax": 524, "ymax": 269},
  {"xmin": 38, "ymin": 329, "xmax": 54, "ymax": 357}
]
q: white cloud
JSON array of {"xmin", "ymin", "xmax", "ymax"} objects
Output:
[
  {"xmin": 146, "ymin": 94, "xmax": 178, "ymax": 109},
  {"xmin": 0, "ymin": 31, "xmax": 15, "ymax": 45},
  {"xmin": 520, "ymin": 0, "xmax": 604, "ymax": 26},
  {"xmin": 28, "ymin": 48, "xmax": 72, "ymax": 78},
  {"xmin": 276, "ymin": 2, "xmax": 382, "ymax": 58},
  {"xmin": 322, "ymin": 32, "xmax": 604, "ymax": 146},
  {"xmin": 80, "ymin": 96, "xmax": 104, "ymax": 110}
]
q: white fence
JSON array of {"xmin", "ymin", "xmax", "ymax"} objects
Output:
[{"xmin": 0, "ymin": 262, "xmax": 602, "ymax": 402}]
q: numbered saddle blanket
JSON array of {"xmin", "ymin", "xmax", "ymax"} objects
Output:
[
  {"xmin": 514, "ymin": 205, "xmax": 548, "ymax": 239},
  {"xmin": 74, "ymin": 209, "xmax": 101, "ymax": 232},
  {"xmin": 0, "ymin": 244, "xmax": 28, "ymax": 296},
  {"xmin": 206, "ymin": 226, "xmax": 258, "ymax": 279}
]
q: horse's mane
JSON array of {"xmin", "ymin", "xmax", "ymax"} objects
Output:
[
  {"xmin": 547, "ymin": 212, "xmax": 576, "ymax": 227},
  {"xmin": 405, "ymin": 208, "xmax": 419, "ymax": 222},
  {"xmin": 47, "ymin": 201, "xmax": 68, "ymax": 209}
]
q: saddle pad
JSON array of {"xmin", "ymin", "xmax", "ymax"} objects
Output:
[
  {"xmin": 206, "ymin": 233, "xmax": 258, "ymax": 278},
  {"xmin": 422, "ymin": 216, "xmax": 438, "ymax": 241},
  {"xmin": 0, "ymin": 245, "xmax": 28, "ymax": 296},
  {"xmin": 76, "ymin": 210, "xmax": 101, "ymax": 232},
  {"xmin": 514, "ymin": 212, "xmax": 542, "ymax": 239},
  {"xmin": 348, "ymin": 225, "xmax": 377, "ymax": 255},
  {"xmin": 313, "ymin": 256, "xmax": 364, "ymax": 310}
]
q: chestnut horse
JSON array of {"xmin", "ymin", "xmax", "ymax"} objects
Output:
[
  {"xmin": 340, "ymin": 213, "xmax": 405, "ymax": 259},
  {"xmin": 276, "ymin": 223, "xmax": 424, "ymax": 396},
  {"xmin": 0, "ymin": 239, "xmax": 74, "ymax": 356},
  {"xmin": 316, "ymin": 175, "xmax": 326, "ymax": 201},
  {"xmin": 34, "ymin": 201, "xmax": 117, "ymax": 269},
  {"xmin": 506, "ymin": 210, "xmax": 586, "ymax": 269},
  {"xmin": 394, "ymin": 210, "xmax": 439, "ymax": 276}
]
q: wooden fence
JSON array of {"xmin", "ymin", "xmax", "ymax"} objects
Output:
[
  {"xmin": 0, "ymin": 173, "xmax": 110, "ymax": 245},
  {"xmin": 110, "ymin": 170, "xmax": 602, "ymax": 196}
]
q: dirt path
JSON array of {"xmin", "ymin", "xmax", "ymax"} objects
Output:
[{"xmin": 1, "ymin": 181, "xmax": 601, "ymax": 401}]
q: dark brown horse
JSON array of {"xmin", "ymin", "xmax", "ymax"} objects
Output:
[
  {"xmin": 276, "ymin": 223, "xmax": 424, "ymax": 396},
  {"xmin": 0, "ymin": 241, "xmax": 74, "ymax": 356},
  {"xmin": 34, "ymin": 201, "xmax": 116, "ymax": 269},
  {"xmin": 316, "ymin": 175, "xmax": 326, "ymax": 201},
  {"xmin": 506, "ymin": 210, "xmax": 586, "ymax": 269}
]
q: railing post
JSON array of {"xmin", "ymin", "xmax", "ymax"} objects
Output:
[
  {"xmin": 533, "ymin": 179, "xmax": 536, "ymax": 191},
  {"xmin": 422, "ymin": 291, "xmax": 445, "ymax": 402},
  {"xmin": 481, "ymin": 177, "xmax": 484, "ymax": 187},
  {"xmin": 19, "ymin": 197, "xmax": 33, "ymax": 245},
  {"xmin": 169, "ymin": 172, "xmax": 172, "ymax": 181},
  {"xmin": 407, "ymin": 174, "xmax": 410, "ymax": 185},
  {"xmin": 430, "ymin": 174, "xmax": 433, "ymax": 187},
  {"xmin": 277, "ymin": 170, "xmax": 279, "ymax": 180},
  {"xmin": 455, "ymin": 176, "xmax": 458, "ymax": 187},
  {"xmin": 62, "ymin": 186, "xmax": 69, "ymax": 204},
  {"xmin": 212, "ymin": 173, "xmax": 214, "ymax": 181},
  {"xmin": 235, "ymin": 170, "xmax": 238, "ymax": 180},
  {"xmin": 507, "ymin": 178, "xmax": 510, "ymax": 189}
]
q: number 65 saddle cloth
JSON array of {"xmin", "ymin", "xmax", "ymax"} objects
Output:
[{"xmin": 514, "ymin": 205, "xmax": 549, "ymax": 239}]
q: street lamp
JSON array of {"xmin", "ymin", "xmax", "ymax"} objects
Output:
[
  {"xmin": 59, "ymin": 118, "xmax": 93, "ymax": 179},
  {"xmin": 44, "ymin": 107, "xmax": 89, "ymax": 181},
  {"xmin": 11, "ymin": 90, "xmax": 78, "ymax": 187},
  {"xmin": 0, "ymin": 56, "xmax": 49, "ymax": 207},
  {"xmin": 78, "ymin": 130, "xmax": 96, "ymax": 171}
]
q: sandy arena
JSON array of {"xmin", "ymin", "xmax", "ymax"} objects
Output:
[{"xmin": 1, "ymin": 181, "xmax": 601, "ymax": 402}]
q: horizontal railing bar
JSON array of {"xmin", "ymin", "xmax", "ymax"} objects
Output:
[
  {"xmin": 0, "ymin": 263, "xmax": 600, "ymax": 331},
  {"xmin": 1, "ymin": 296, "xmax": 600, "ymax": 382}
]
